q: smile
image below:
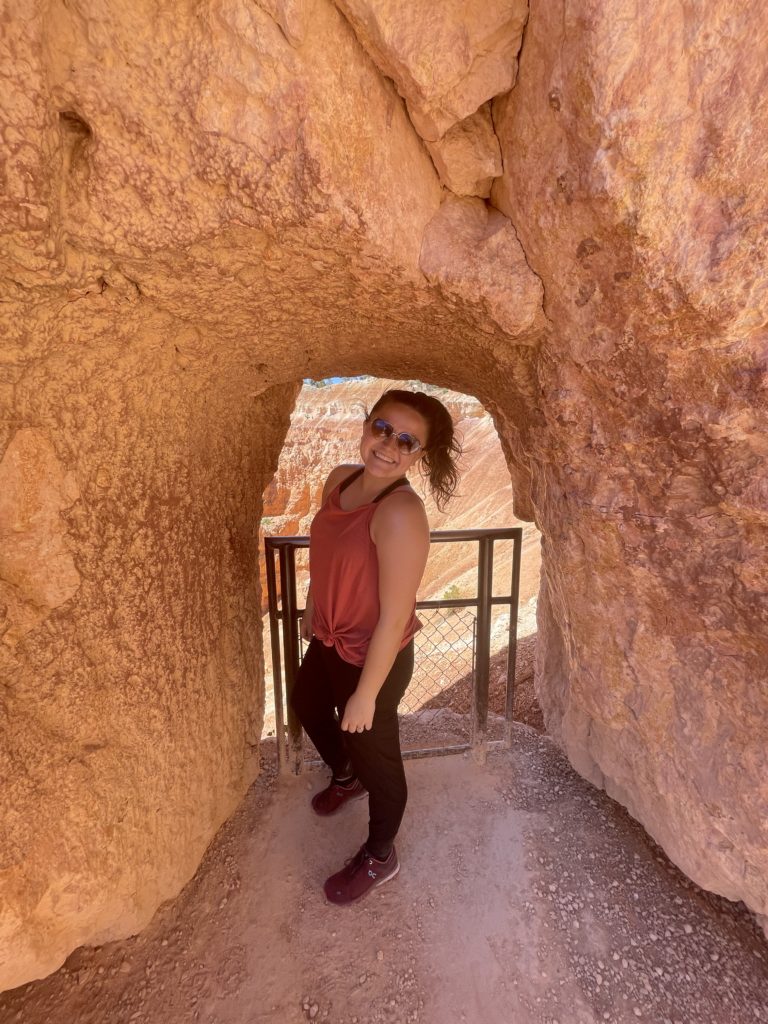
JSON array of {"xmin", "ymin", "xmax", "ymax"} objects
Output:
[{"xmin": 373, "ymin": 451, "xmax": 396, "ymax": 464}]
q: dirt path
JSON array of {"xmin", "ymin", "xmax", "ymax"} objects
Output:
[{"xmin": 2, "ymin": 728, "xmax": 767, "ymax": 1024}]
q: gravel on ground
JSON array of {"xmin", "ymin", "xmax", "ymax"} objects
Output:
[{"xmin": 2, "ymin": 727, "xmax": 767, "ymax": 1024}]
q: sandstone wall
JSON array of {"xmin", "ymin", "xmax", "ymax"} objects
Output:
[
  {"xmin": 0, "ymin": 293, "xmax": 297, "ymax": 986},
  {"xmin": 491, "ymin": 0, "xmax": 768, "ymax": 926},
  {"xmin": 1, "ymin": 0, "xmax": 766, "ymax": 991}
]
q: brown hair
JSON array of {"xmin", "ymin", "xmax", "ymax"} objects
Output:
[{"xmin": 368, "ymin": 389, "xmax": 461, "ymax": 511}]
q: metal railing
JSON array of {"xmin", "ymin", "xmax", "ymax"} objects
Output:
[{"xmin": 265, "ymin": 528, "xmax": 523, "ymax": 773}]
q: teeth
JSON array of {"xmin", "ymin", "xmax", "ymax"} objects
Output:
[{"xmin": 374, "ymin": 451, "xmax": 394, "ymax": 463}]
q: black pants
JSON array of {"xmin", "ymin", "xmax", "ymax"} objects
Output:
[{"xmin": 290, "ymin": 637, "xmax": 413, "ymax": 857}]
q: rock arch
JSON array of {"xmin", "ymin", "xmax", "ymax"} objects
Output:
[{"xmin": 1, "ymin": 0, "xmax": 766, "ymax": 990}]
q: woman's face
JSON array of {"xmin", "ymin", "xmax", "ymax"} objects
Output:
[{"xmin": 360, "ymin": 401, "xmax": 430, "ymax": 481}]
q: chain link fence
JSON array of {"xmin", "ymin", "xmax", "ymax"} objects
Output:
[
  {"xmin": 402, "ymin": 607, "xmax": 475, "ymax": 714},
  {"xmin": 397, "ymin": 606, "xmax": 478, "ymax": 753}
]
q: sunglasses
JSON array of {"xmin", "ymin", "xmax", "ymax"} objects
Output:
[{"xmin": 368, "ymin": 417, "xmax": 423, "ymax": 455}]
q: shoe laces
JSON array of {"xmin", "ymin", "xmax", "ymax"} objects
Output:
[{"xmin": 345, "ymin": 845, "xmax": 372, "ymax": 871}]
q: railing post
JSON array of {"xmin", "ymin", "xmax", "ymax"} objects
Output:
[
  {"xmin": 279, "ymin": 544, "xmax": 304, "ymax": 774},
  {"xmin": 504, "ymin": 531, "xmax": 523, "ymax": 747},
  {"xmin": 472, "ymin": 535, "xmax": 494, "ymax": 763},
  {"xmin": 265, "ymin": 542, "xmax": 288, "ymax": 773}
]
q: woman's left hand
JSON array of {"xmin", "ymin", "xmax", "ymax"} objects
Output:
[{"xmin": 341, "ymin": 691, "xmax": 376, "ymax": 733}]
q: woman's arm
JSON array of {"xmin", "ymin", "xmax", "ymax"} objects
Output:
[
  {"xmin": 341, "ymin": 492, "xmax": 430, "ymax": 732},
  {"xmin": 300, "ymin": 584, "xmax": 314, "ymax": 641}
]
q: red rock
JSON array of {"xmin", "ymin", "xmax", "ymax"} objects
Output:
[
  {"xmin": 492, "ymin": 0, "xmax": 768, "ymax": 935},
  {"xmin": 335, "ymin": 0, "xmax": 528, "ymax": 141},
  {"xmin": 425, "ymin": 105, "xmax": 502, "ymax": 198},
  {"xmin": 0, "ymin": 430, "xmax": 80, "ymax": 645},
  {"xmin": 419, "ymin": 196, "xmax": 544, "ymax": 341}
]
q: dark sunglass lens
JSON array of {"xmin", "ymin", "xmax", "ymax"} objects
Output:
[
  {"xmin": 397, "ymin": 434, "xmax": 418, "ymax": 454},
  {"xmin": 372, "ymin": 418, "xmax": 392, "ymax": 438}
]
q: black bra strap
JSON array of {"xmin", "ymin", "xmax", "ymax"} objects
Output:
[
  {"xmin": 338, "ymin": 467, "xmax": 364, "ymax": 494},
  {"xmin": 373, "ymin": 476, "xmax": 409, "ymax": 503},
  {"xmin": 338, "ymin": 467, "xmax": 408, "ymax": 503}
]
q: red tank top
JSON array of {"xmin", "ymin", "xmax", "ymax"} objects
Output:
[{"xmin": 309, "ymin": 468, "xmax": 422, "ymax": 667}]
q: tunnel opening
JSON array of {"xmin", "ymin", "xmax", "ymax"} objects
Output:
[{"xmin": 257, "ymin": 374, "xmax": 544, "ymax": 765}]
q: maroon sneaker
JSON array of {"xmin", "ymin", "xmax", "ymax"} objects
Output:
[
  {"xmin": 311, "ymin": 777, "xmax": 367, "ymax": 816},
  {"xmin": 324, "ymin": 846, "xmax": 400, "ymax": 905}
]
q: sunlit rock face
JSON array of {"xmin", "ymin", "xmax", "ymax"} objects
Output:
[
  {"xmin": 419, "ymin": 196, "xmax": 544, "ymax": 340},
  {"xmin": 333, "ymin": 0, "xmax": 528, "ymax": 141},
  {"xmin": 0, "ymin": 430, "xmax": 81, "ymax": 644},
  {"xmin": 1, "ymin": 0, "xmax": 767, "ymax": 992},
  {"xmin": 491, "ymin": 0, "xmax": 768, "ymax": 932}
]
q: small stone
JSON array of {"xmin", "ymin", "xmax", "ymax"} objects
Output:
[
  {"xmin": 309, "ymin": 1004, "xmax": 319, "ymax": 1019},
  {"xmin": 377, "ymin": 949, "xmax": 384, "ymax": 961},
  {"xmin": 425, "ymin": 104, "xmax": 502, "ymax": 197}
]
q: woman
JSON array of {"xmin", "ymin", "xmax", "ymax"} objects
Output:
[{"xmin": 290, "ymin": 387, "xmax": 461, "ymax": 905}]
